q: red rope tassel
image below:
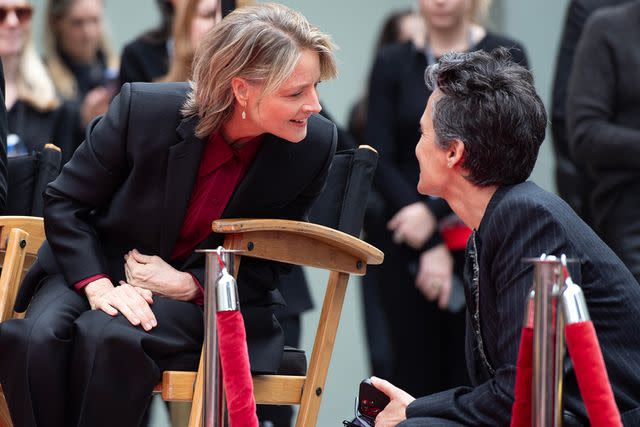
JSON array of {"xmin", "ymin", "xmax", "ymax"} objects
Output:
[
  {"xmin": 216, "ymin": 310, "xmax": 258, "ymax": 427},
  {"xmin": 565, "ymin": 321, "xmax": 622, "ymax": 427},
  {"xmin": 510, "ymin": 326, "xmax": 533, "ymax": 427}
]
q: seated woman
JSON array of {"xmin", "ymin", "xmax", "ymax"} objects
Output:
[
  {"xmin": 0, "ymin": 0, "xmax": 78, "ymax": 163},
  {"xmin": 0, "ymin": 4, "xmax": 337, "ymax": 426}
]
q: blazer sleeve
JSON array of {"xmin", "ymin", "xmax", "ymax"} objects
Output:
[
  {"xmin": 43, "ymin": 84, "xmax": 132, "ymax": 286},
  {"xmin": 407, "ymin": 202, "xmax": 579, "ymax": 424},
  {"xmin": 567, "ymin": 12, "xmax": 640, "ymax": 171}
]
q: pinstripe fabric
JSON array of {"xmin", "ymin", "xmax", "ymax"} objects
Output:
[{"xmin": 402, "ymin": 182, "xmax": 640, "ymax": 426}]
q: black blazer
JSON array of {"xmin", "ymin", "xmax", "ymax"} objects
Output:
[
  {"xmin": 15, "ymin": 82, "xmax": 337, "ymax": 373},
  {"xmin": 405, "ymin": 182, "xmax": 640, "ymax": 425}
]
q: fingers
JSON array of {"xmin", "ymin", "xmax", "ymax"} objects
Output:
[
  {"xmin": 103, "ymin": 283, "xmax": 157, "ymax": 331},
  {"xmin": 369, "ymin": 376, "xmax": 396, "ymax": 398},
  {"xmin": 129, "ymin": 249, "xmax": 155, "ymax": 264},
  {"xmin": 123, "ymin": 281, "xmax": 154, "ymax": 304},
  {"xmin": 94, "ymin": 300, "xmax": 118, "ymax": 317}
]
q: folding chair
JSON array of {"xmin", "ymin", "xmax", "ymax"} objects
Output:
[{"xmin": 158, "ymin": 145, "xmax": 383, "ymax": 426}]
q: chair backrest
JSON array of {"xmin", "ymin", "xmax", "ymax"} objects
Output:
[
  {"xmin": 0, "ymin": 217, "xmax": 45, "ymax": 322},
  {"xmin": 309, "ymin": 145, "xmax": 378, "ymax": 236},
  {"xmin": 7, "ymin": 144, "xmax": 62, "ymax": 216}
]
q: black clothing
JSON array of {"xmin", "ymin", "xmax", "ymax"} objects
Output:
[
  {"xmin": 58, "ymin": 48, "xmax": 109, "ymax": 101},
  {"xmin": 0, "ymin": 82, "xmax": 336, "ymax": 426},
  {"xmin": 119, "ymin": 36, "xmax": 170, "ymax": 86},
  {"xmin": 7, "ymin": 100, "xmax": 81, "ymax": 165},
  {"xmin": 550, "ymin": 0, "xmax": 628, "ymax": 222},
  {"xmin": 403, "ymin": 182, "xmax": 640, "ymax": 425},
  {"xmin": 0, "ymin": 62, "xmax": 8, "ymax": 212},
  {"xmin": 366, "ymin": 34, "xmax": 528, "ymax": 397},
  {"xmin": 567, "ymin": 2, "xmax": 640, "ymax": 281}
]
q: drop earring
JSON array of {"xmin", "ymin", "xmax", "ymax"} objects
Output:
[{"xmin": 241, "ymin": 110, "xmax": 246, "ymax": 120}]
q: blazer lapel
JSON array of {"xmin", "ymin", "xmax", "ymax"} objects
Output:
[{"xmin": 160, "ymin": 116, "xmax": 205, "ymax": 259}]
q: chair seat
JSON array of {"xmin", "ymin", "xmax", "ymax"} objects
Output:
[{"xmin": 277, "ymin": 346, "xmax": 307, "ymax": 376}]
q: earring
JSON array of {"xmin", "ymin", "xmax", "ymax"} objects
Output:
[{"xmin": 241, "ymin": 110, "xmax": 246, "ymax": 120}]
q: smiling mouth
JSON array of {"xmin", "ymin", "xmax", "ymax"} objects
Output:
[{"xmin": 290, "ymin": 118, "xmax": 307, "ymax": 125}]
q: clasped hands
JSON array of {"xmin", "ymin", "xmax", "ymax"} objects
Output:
[
  {"xmin": 387, "ymin": 202, "xmax": 454, "ymax": 309},
  {"xmin": 84, "ymin": 249, "xmax": 200, "ymax": 331}
]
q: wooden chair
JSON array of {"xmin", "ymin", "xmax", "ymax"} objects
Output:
[
  {"xmin": 158, "ymin": 146, "xmax": 383, "ymax": 426},
  {"xmin": 0, "ymin": 216, "xmax": 46, "ymax": 427}
]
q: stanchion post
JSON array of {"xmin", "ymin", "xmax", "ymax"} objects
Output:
[
  {"xmin": 528, "ymin": 255, "xmax": 564, "ymax": 427},
  {"xmin": 202, "ymin": 248, "xmax": 236, "ymax": 427}
]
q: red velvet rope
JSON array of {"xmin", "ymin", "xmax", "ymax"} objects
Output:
[
  {"xmin": 565, "ymin": 321, "xmax": 622, "ymax": 427},
  {"xmin": 217, "ymin": 310, "xmax": 259, "ymax": 427},
  {"xmin": 510, "ymin": 326, "xmax": 533, "ymax": 427}
]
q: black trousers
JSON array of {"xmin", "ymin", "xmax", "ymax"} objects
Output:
[{"xmin": 0, "ymin": 275, "xmax": 203, "ymax": 427}]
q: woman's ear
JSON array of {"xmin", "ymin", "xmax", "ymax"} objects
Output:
[
  {"xmin": 230, "ymin": 77, "xmax": 250, "ymax": 107},
  {"xmin": 447, "ymin": 139, "xmax": 465, "ymax": 169}
]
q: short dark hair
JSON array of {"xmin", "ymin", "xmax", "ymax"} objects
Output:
[{"xmin": 424, "ymin": 48, "xmax": 547, "ymax": 187}]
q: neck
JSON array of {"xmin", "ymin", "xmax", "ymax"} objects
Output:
[
  {"xmin": 1, "ymin": 54, "xmax": 20, "ymax": 109},
  {"xmin": 442, "ymin": 177, "xmax": 498, "ymax": 230},
  {"xmin": 220, "ymin": 110, "xmax": 262, "ymax": 146},
  {"xmin": 427, "ymin": 22, "xmax": 477, "ymax": 56}
]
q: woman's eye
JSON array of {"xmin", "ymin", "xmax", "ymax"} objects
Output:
[{"xmin": 290, "ymin": 91, "xmax": 303, "ymax": 97}]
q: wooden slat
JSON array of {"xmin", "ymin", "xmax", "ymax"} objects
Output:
[
  {"xmin": 296, "ymin": 271, "xmax": 350, "ymax": 427},
  {"xmin": 212, "ymin": 219, "xmax": 383, "ymax": 265},
  {"xmin": 0, "ymin": 217, "xmax": 44, "ymax": 254},
  {"xmin": 160, "ymin": 372, "xmax": 305, "ymax": 406}
]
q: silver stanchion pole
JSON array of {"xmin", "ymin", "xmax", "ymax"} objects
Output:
[
  {"xmin": 200, "ymin": 247, "xmax": 241, "ymax": 427},
  {"xmin": 526, "ymin": 255, "xmax": 564, "ymax": 427}
]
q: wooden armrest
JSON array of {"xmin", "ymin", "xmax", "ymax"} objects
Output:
[
  {"xmin": 212, "ymin": 219, "xmax": 383, "ymax": 274},
  {"xmin": 0, "ymin": 217, "xmax": 44, "ymax": 253}
]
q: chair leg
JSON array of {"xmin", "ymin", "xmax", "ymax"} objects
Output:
[
  {"xmin": 0, "ymin": 390, "xmax": 13, "ymax": 427},
  {"xmin": 187, "ymin": 348, "xmax": 205, "ymax": 427},
  {"xmin": 295, "ymin": 271, "xmax": 350, "ymax": 427}
]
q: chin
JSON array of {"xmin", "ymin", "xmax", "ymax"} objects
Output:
[{"xmin": 279, "ymin": 129, "xmax": 307, "ymax": 143}]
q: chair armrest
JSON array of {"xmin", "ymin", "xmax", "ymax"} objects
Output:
[{"xmin": 212, "ymin": 219, "xmax": 383, "ymax": 275}]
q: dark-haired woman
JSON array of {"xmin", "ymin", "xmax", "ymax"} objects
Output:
[{"xmin": 367, "ymin": 0, "xmax": 528, "ymax": 398}]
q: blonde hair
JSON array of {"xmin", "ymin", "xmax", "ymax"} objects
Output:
[
  {"xmin": 182, "ymin": 3, "xmax": 337, "ymax": 138},
  {"xmin": 163, "ymin": 0, "xmax": 258, "ymax": 82},
  {"xmin": 18, "ymin": 34, "xmax": 60, "ymax": 111},
  {"xmin": 43, "ymin": 0, "xmax": 119, "ymax": 100}
]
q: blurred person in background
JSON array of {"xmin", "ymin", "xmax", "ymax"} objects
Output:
[
  {"xmin": 550, "ymin": 0, "xmax": 628, "ymax": 225},
  {"xmin": 366, "ymin": 0, "xmax": 528, "ymax": 398},
  {"xmin": 348, "ymin": 7, "xmax": 426, "ymax": 381},
  {"xmin": 567, "ymin": 1, "xmax": 640, "ymax": 284},
  {"xmin": 160, "ymin": 0, "xmax": 223, "ymax": 82},
  {"xmin": 44, "ymin": 0, "xmax": 118, "ymax": 128},
  {"xmin": 0, "ymin": 0, "xmax": 78, "ymax": 164}
]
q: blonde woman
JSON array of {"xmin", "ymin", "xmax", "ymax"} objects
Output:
[
  {"xmin": 0, "ymin": 0, "xmax": 78, "ymax": 163},
  {"xmin": 44, "ymin": 0, "xmax": 118, "ymax": 126},
  {"xmin": 365, "ymin": 0, "xmax": 528, "ymax": 398},
  {"xmin": 0, "ymin": 4, "xmax": 337, "ymax": 426}
]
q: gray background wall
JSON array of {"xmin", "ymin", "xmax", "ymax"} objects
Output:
[{"xmin": 28, "ymin": 0, "xmax": 569, "ymax": 425}]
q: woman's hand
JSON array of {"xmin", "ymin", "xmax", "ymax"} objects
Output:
[
  {"xmin": 80, "ymin": 86, "xmax": 112, "ymax": 127},
  {"xmin": 415, "ymin": 243, "xmax": 454, "ymax": 309},
  {"xmin": 84, "ymin": 277, "xmax": 157, "ymax": 331},
  {"xmin": 124, "ymin": 249, "xmax": 200, "ymax": 301},
  {"xmin": 387, "ymin": 202, "xmax": 437, "ymax": 249},
  {"xmin": 369, "ymin": 376, "xmax": 415, "ymax": 427}
]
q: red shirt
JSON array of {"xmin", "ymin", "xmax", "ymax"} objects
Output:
[{"xmin": 75, "ymin": 132, "xmax": 263, "ymax": 301}]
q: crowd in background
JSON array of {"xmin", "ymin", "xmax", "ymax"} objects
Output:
[{"xmin": 0, "ymin": 0, "xmax": 639, "ymax": 426}]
